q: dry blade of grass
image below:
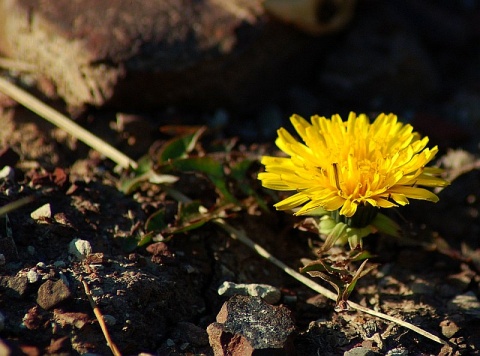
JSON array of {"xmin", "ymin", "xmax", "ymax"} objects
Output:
[
  {"xmin": 0, "ymin": 76, "xmax": 137, "ymax": 169},
  {"xmin": 0, "ymin": 195, "xmax": 36, "ymax": 217}
]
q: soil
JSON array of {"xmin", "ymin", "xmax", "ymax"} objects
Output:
[{"xmin": 1, "ymin": 1, "xmax": 480, "ymax": 355}]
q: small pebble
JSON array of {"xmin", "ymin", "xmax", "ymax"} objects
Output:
[
  {"xmin": 27, "ymin": 269, "xmax": 39, "ymax": 283},
  {"xmin": 386, "ymin": 348, "xmax": 409, "ymax": 356},
  {"xmin": 68, "ymin": 238, "xmax": 92, "ymax": 260},
  {"xmin": 36, "ymin": 262, "xmax": 47, "ymax": 269},
  {"xmin": 30, "ymin": 203, "xmax": 52, "ymax": 220},
  {"xmin": 0, "ymin": 166, "xmax": 15, "ymax": 180}
]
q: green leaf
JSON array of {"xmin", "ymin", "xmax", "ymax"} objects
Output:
[
  {"xmin": 372, "ymin": 213, "xmax": 401, "ymax": 237},
  {"xmin": 170, "ymin": 156, "xmax": 224, "ymax": 177},
  {"xmin": 137, "ymin": 232, "xmax": 154, "ymax": 247},
  {"xmin": 145, "ymin": 207, "xmax": 169, "ymax": 232},
  {"xmin": 170, "ymin": 157, "xmax": 238, "ymax": 203},
  {"xmin": 300, "ymin": 259, "xmax": 351, "ymax": 276},
  {"xmin": 158, "ymin": 127, "xmax": 206, "ymax": 163},
  {"xmin": 342, "ymin": 260, "xmax": 377, "ymax": 302}
]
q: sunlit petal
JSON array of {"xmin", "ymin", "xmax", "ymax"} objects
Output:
[{"xmin": 258, "ymin": 112, "xmax": 449, "ymax": 217}]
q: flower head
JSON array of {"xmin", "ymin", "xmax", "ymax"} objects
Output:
[{"xmin": 258, "ymin": 112, "xmax": 449, "ymax": 218}]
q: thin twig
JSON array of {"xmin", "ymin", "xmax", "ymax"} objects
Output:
[
  {"xmin": 213, "ymin": 218, "xmax": 448, "ymax": 346},
  {"xmin": 79, "ymin": 276, "xmax": 122, "ymax": 356},
  {"xmin": 0, "ymin": 76, "xmax": 137, "ymax": 169}
]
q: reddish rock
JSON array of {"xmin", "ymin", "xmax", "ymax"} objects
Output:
[{"xmin": 207, "ymin": 295, "xmax": 295, "ymax": 355}]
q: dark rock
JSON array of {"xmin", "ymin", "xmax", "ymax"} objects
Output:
[
  {"xmin": 0, "ymin": 0, "xmax": 320, "ymax": 112},
  {"xmin": 36, "ymin": 279, "xmax": 72, "ymax": 310},
  {"xmin": 207, "ymin": 295, "xmax": 295, "ymax": 355}
]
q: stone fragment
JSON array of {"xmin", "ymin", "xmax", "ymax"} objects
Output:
[
  {"xmin": 27, "ymin": 269, "xmax": 39, "ymax": 283},
  {"xmin": 146, "ymin": 242, "xmax": 175, "ymax": 264},
  {"xmin": 54, "ymin": 310, "xmax": 91, "ymax": 329},
  {"xmin": 68, "ymin": 238, "xmax": 92, "ymax": 260},
  {"xmin": 218, "ymin": 281, "xmax": 282, "ymax": 304},
  {"xmin": 344, "ymin": 347, "xmax": 377, "ymax": 356},
  {"xmin": 37, "ymin": 279, "xmax": 72, "ymax": 310},
  {"xmin": 386, "ymin": 348, "xmax": 409, "ymax": 356},
  {"xmin": 207, "ymin": 295, "xmax": 295, "ymax": 355},
  {"xmin": 0, "ymin": 166, "xmax": 15, "ymax": 180},
  {"xmin": 30, "ymin": 203, "xmax": 52, "ymax": 220},
  {"xmin": 440, "ymin": 318, "xmax": 462, "ymax": 338}
]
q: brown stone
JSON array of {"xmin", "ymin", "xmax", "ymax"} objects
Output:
[
  {"xmin": 207, "ymin": 295, "xmax": 295, "ymax": 355},
  {"xmin": 36, "ymin": 279, "xmax": 72, "ymax": 310}
]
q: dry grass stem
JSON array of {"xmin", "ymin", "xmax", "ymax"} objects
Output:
[
  {"xmin": 79, "ymin": 276, "xmax": 122, "ymax": 356},
  {"xmin": 0, "ymin": 76, "xmax": 137, "ymax": 169}
]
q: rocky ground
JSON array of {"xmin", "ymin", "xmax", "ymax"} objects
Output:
[{"xmin": 1, "ymin": 0, "xmax": 480, "ymax": 355}]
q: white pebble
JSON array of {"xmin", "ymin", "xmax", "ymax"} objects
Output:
[
  {"xmin": 27, "ymin": 269, "xmax": 39, "ymax": 283},
  {"xmin": 68, "ymin": 238, "xmax": 92, "ymax": 260},
  {"xmin": 0, "ymin": 166, "xmax": 15, "ymax": 180},
  {"xmin": 30, "ymin": 203, "xmax": 52, "ymax": 220}
]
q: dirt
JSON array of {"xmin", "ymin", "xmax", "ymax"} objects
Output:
[
  {"xmin": 1, "ymin": 1, "xmax": 480, "ymax": 354},
  {"xmin": 0, "ymin": 102, "xmax": 479, "ymax": 356}
]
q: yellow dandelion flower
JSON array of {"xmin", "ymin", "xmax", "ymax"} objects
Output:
[{"xmin": 258, "ymin": 112, "xmax": 449, "ymax": 219}]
